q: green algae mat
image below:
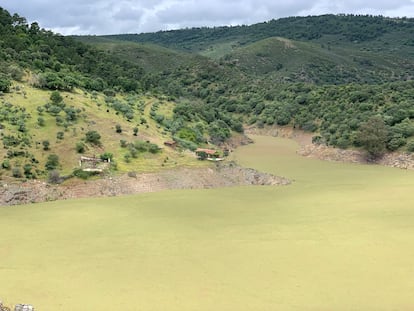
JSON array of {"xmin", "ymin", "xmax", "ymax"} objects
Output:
[{"xmin": 2, "ymin": 135, "xmax": 414, "ymax": 310}]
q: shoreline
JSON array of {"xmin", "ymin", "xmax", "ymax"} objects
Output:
[{"xmin": 0, "ymin": 161, "xmax": 290, "ymax": 206}]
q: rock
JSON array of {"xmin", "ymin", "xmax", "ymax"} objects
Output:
[{"xmin": 14, "ymin": 304, "xmax": 34, "ymax": 311}]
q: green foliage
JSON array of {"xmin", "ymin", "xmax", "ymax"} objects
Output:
[
  {"xmin": 23, "ymin": 163, "xmax": 34, "ymax": 178},
  {"xmin": 357, "ymin": 116, "xmax": 388, "ymax": 159},
  {"xmin": 133, "ymin": 127, "xmax": 139, "ymax": 136},
  {"xmin": 37, "ymin": 117, "xmax": 45, "ymax": 127},
  {"xmin": 76, "ymin": 142, "xmax": 85, "ymax": 153},
  {"xmin": 100, "ymin": 152, "xmax": 113, "ymax": 161},
  {"xmin": 407, "ymin": 141, "xmax": 414, "ymax": 153},
  {"xmin": 50, "ymin": 91, "xmax": 63, "ymax": 104},
  {"xmin": 2, "ymin": 159, "xmax": 10, "ymax": 169},
  {"xmin": 85, "ymin": 130, "xmax": 101, "ymax": 145},
  {"xmin": 0, "ymin": 8, "xmax": 144, "ymax": 92},
  {"xmin": 72, "ymin": 168, "xmax": 99, "ymax": 180},
  {"xmin": 12, "ymin": 166, "xmax": 22, "ymax": 178},
  {"xmin": 0, "ymin": 73, "xmax": 12, "ymax": 92},
  {"xmin": 45, "ymin": 154, "xmax": 60, "ymax": 170},
  {"xmin": 42, "ymin": 140, "xmax": 50, "ymax": 151},
  {"xmin": 115, "ymin": 124, "xmax": 122, "ymax": 133}
]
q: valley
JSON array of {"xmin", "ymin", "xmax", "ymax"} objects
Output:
[{"xmin": 1, "ymin": 7, "xmax": 414, "ymax": 310}]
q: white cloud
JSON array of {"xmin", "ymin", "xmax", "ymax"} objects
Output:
[{"xmin": 1, "ymin": 0, "xmax": 414, "ymax": 35}]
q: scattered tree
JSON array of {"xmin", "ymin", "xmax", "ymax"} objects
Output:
[
  {"xmin": 45, "ymin": 154, "xmax": 60, "ymax": 170},
  {"xmin": 85, "ymin": 130, "xmax": 101, "ymax": 145},
  {"xmin": 42, "ymin": 140, "xmax": 50, "ymax": 150},
  {"xmin": 357, "ymin": 116, "xmax": 388, "ymax": 159}
]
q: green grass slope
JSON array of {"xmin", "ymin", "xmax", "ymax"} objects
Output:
[{"xmin": 0, "ymin": 81, "xmax": 200, "ymax": 180}]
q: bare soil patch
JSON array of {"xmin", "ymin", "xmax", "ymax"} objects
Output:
[{"xmin": 0, "ymin": 162, "xmax": 290, "ymax": 206}]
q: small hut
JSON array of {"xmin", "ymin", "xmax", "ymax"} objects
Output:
[{"xmin": 195, "ymin": 148, "xmax": 222, "ymax": 160}]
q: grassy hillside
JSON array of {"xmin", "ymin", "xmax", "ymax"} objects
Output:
[{"xmin": 0, "ymin": 81, "xmax": 206, "ymax": 180}]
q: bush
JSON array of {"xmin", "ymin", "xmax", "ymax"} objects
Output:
[
  {"xmin": 0, "ymin": 74, "xmax": 11, "ymax": 93},
  {"xmin": 148, "ymin": 143, "xmax": 161, "ymax": 154},
  {"xmin": 100, "ymin": 152, "xmax": 113, "ymax": 161},
  {"xmin": 42, "ymin": 140, "xmax": 50, "ymax": 150},
  {"xmin": 37, "ymin": 117, "xmax": 45, "ymax": 127},
  {"xmin": 12, "ymin": 167, "xmax": 23, "ymax": 178},
  {"xmin": 48, "ymin": 170, "xmax": 62, "ymax": 184},
  {"xmin": 76, "ymin": 142, "xmax": 85, "ymax": 153},
  {"xmin": 407, "ymin": 141, "xmax": 414, "ymax": 153},
  {"xmin": 45, "ymin": 154, "xmax": 60, "ymax": 170},
  {"xmin": 50, "ymin": 91, "xmax": 63, "ymax": 104},
  {"xmin": 73, "ymin": 168, "xmax": 98, "ymax": 180},
  {"xmin": 85, "ymin": 130, "xmax": 101, "ymax": 145},
  {"xmin": 23, "ymin": 164, "xmax": 33, "ymax": 178},
  {"xmin": 2, "ymin": 159, "xmax": 10, "ymax": 169},
  {"xmin": 115, "ymin": 124, "xmax": 122, "ymax": 133}
]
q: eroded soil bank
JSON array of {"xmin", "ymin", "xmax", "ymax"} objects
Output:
[
  {"xmin": 245, "ymin": 126, "xmax": 414, "ymax": 170},
  {"xmin": 0, "ymin": 162, "xmax": 290, "ymax": 206}
]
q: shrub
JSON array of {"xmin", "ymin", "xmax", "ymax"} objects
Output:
[
  {"xmin": 0, "ymin": 74, "xmax": 11, "ymax": 93},
  {"xmin": 120, "ymin": 140, "xmax": 128, "ymax": 148},
  {"xmin": 115, "ymin": 124, "xmax": 122, "ymax": 133},
  {"xmin": 100, "ymin": 152, "xmax": 113, "ymax": 161},
  {"xmin": 85, "ymin": 130, "xmax": 101, "ymax": 145},
  {"xmin": 2, "ymin": 159, "xmax": 10, "ymax": 169},
  {"xmin": 56, "ymin": 131, "xmax": 64, "ymax": 140},
  {"xmin": 50, "ymin": 91, "xmax": 63, "ymax": 104},
  {"xmin": 23, "ymin": 164, "xmax": 33, "ymax": 178},
  {"xmin": 37, "ymin": 117, "xmax": 45, "ymax": 127},
  {"xmin": 45, "ymin": 154, "xmax": 60, "ymax": 170},
  {"xmin": 48, "ymin": 170, "xmax": 61, "ymax": 184},
  {"xmin": 148, "ymin": 143, "xmax": 161, "ymax": 154},
  {"xmin": 12, "ymin": 167, "xmax": 23, "ymax": 178},
  {"xmin": 127, "ymin": 171, "xmax": 137, "ymax": 178},
  {"xmin": 76, "ymin": 142, "xmax": 85, "ymax": 153},
  {"xmin": 407, "ymin": 141, "xmax": 414, "ymax": 153},
  {"xmin": 42, "ymin": 140, "xmax": 50, "ymax": 150}
]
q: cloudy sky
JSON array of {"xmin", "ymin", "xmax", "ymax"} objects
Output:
[{"xmin": 2, "ymin": 0, "xmax": 414, "ymax": 35}]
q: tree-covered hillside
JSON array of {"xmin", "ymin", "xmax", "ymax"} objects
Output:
[
  {"xmin": 0, "ymin": 7, "xmax": 145, "ymax": 92},
  {"xmin": 1, "ymin": 8, "xmax": 414, "ymax": 181},
  {"xmin": 105, "ymin": 14, "xmax": 414, "ymax": 54}
]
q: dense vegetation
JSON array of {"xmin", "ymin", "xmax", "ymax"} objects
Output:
[
  {"xmin": 105, "ymin": 14, "xmax": 414, "ymax": 53},
  {"xmin": 0, "ymin": 7, "xmax": 144, "ymax": 92},
  {"xmin": 102, "ymin": 14, "xmax": 414, "ymax": 158},
  {"xmin": 1, "ymin": 7, "xmax": 414, "ymax": 180}
]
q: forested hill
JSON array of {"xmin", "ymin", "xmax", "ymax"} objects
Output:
[{"xmin": 104, "ymin": 14, "xmax": 414, "ymax": 53}]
